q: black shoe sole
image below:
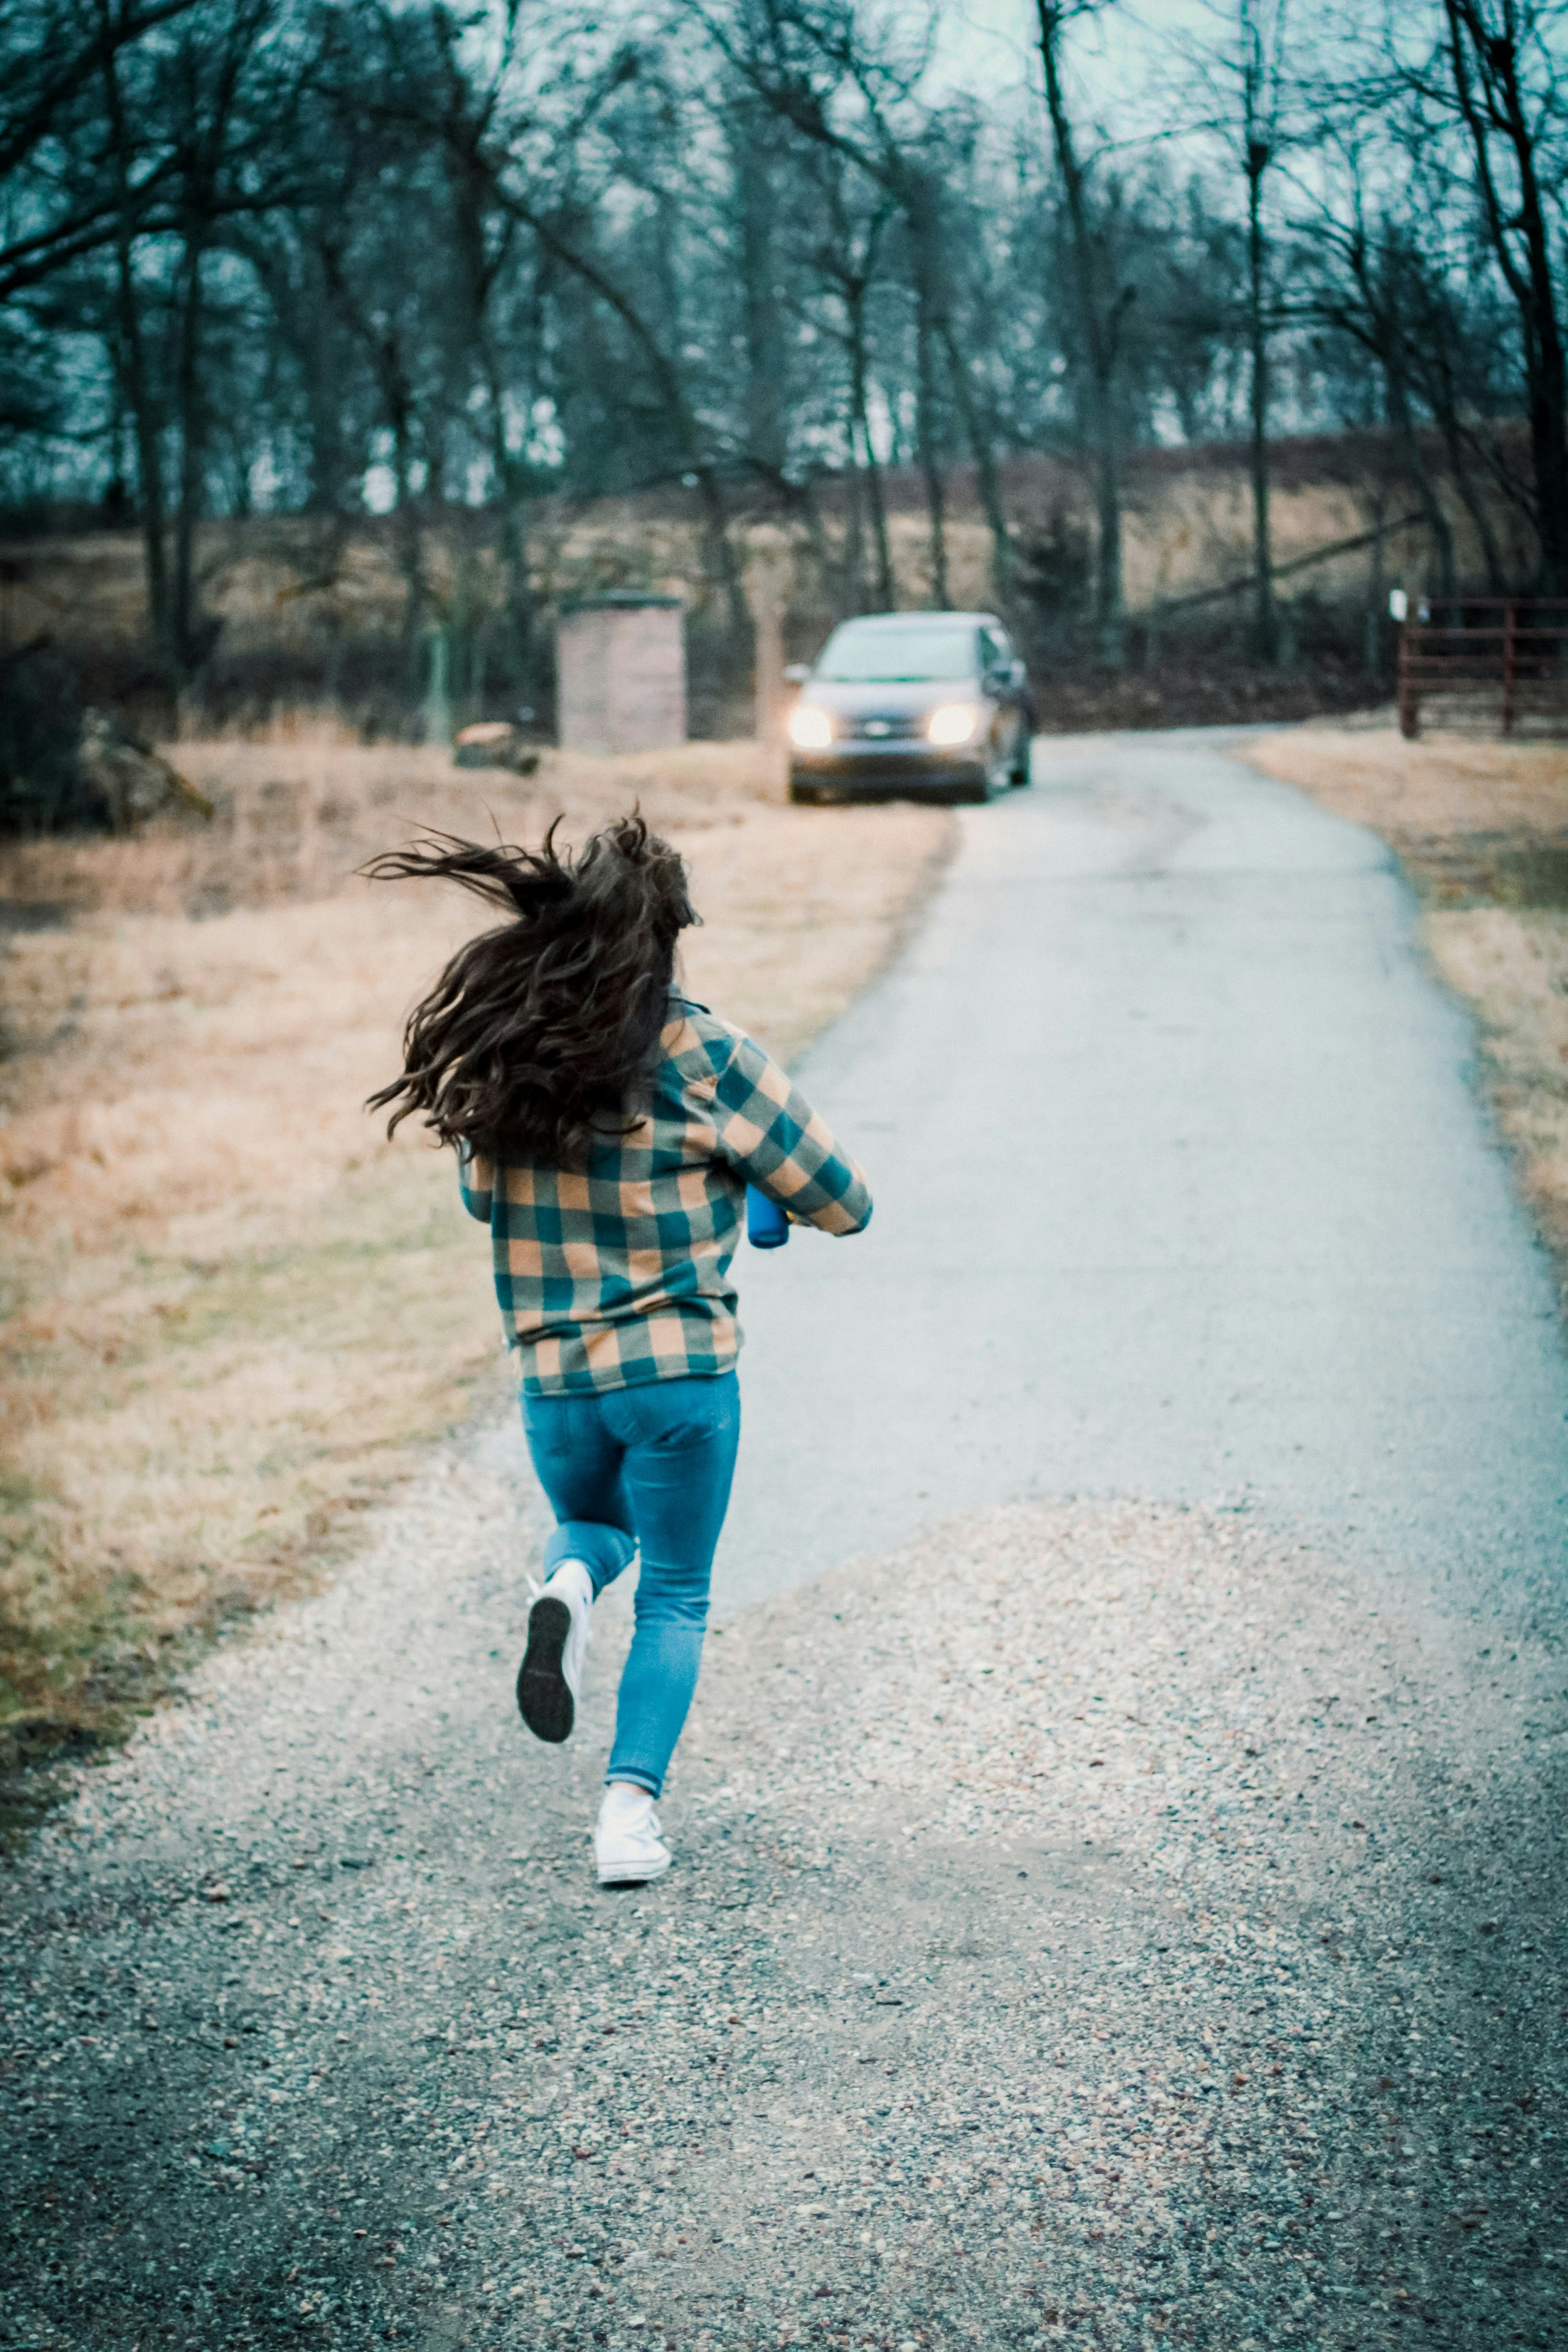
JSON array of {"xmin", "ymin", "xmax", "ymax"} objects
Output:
[{"xmin": 517, "ymin": 1596, "xmax": 575, "ymax": 1743}]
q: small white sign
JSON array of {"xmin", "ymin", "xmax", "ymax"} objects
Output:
[{"xmin": 1388, "ymin": 589, "xmax": 1409, "ymax": 622}]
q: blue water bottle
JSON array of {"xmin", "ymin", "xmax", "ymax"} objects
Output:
[{"xmin": 746, "ymin": 1186, "xmax": 790, "ymax": 1249}]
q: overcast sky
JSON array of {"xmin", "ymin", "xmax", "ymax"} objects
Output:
[
  {"xmin": 924, "ymin": 0, "xmax": 1343, "ymax": 194},
  {"xmin": 931, "ymin": 0, "xmax": 1221, "ymax": 114}
]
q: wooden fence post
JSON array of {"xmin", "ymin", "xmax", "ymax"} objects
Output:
[
  {"xmin": 1398, "ymin": 618, "xmax": 1419, "ymax": 740},
  {"xmin": 1502, "ymin": 601, "xmax": 1516, "ymax": 738}
]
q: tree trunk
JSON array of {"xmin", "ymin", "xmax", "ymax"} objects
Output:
[
  {"xmin": 245, "ymin": 237, "xmax": 349, "ymax": 516},
  {"xmin": 97, "ymin": 0, "xmax": 170, "ymax": 660},
  {"xmin": 1341, "ymin": 237, "xmax": 1457, "ymax": 600},
  {"xmin": 1035, "ymin": 0, "xmax": 1123, "ymax": 661},
  {"xmin": 939, "ymin": 321, "xmax": 1011, "ymax": 604},
  {"xmin": 497, "ymin": 190, "xmax": 747, "ymax": 642},
  {"xmin": 388, "ymin": 395, "xmax": 425, "ymax": 702},
  {"xmin": 840, "ymin": 289, "xmax": 867, "ymax": 612},
  {"xmin": 696, "ymin": 468, "xmax": 750, "ymax": 644},
  {"xmin": 1386, "ymin": 362, "xmax": 1456, "ymax": 599},
  {"xmin": 1443, "ymin": 1, "xmax": 1568, "ymax": 587},
  {"xmin": 172, "ymin": 218, "xmax": 210, "ymax": 675},
  {"xmin": 484, "ymin": 364, "xmax": 534, "ymax": 691},
  {"xmin": 840, "ymin": 400, "xmax": 866, "ymax": 616},
  {"xmin": 1430, "ymin": 393, "xmax": 1507, "ymax": 592},
  {"xmin": 1246, "ymin": 149, "xmax": 1277, "ymax": 662},
  {"xmin": 788, "ymin": 473, "xmax": 833, "ymax": 614},
  {"xmin": 318, "ymin": 234, "xmax": 428, "ymax": 712},
  {"xmin": 496, "ymin": 462, "xmax": 535, "ymax": 691},
  {"xmin": 1364, "ymin": 486, "xmax": 1386, "ymax": 675},
  {"xmin": 1514, "ymin": 189, "xmax": 1568, "ymax": 588},
  {"xmin": 1094, "ymin": 431, "xmax": 1122, "ymax": 646},
  {"xmin": 735, "ymin": 106, "xmax": 786, "ymax": 479},
  {"xmin": 848, "ymin": 287, "xmax": 894, "ymax": 608},
  {"xmin": 914, "ymin": 269, "xmax": 948, "ymax": 608},
  {"xmin": 113, "ymin": 237, "xmax": 170, "ymax": 661},
  {"xmin": 302, "ymin": 274, "xmax": 351, "ymax": 515},
  {"xmin": 864, "ymin": 421, "xmax": 895, "ymax": 610}
]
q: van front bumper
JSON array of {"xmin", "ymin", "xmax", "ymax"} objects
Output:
[{"xmin": 788, "ymin": 740, "xmax": 988, "ymax": 796}]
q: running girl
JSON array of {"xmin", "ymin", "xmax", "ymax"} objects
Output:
[{"xmin": 367, "ymin": 818, "xmax": 871, "ymax": 1885}]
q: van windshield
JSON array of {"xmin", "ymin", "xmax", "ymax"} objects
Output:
[{"xmin": 815, "ymin": 624, "xmax": 977, "ymax": 682}]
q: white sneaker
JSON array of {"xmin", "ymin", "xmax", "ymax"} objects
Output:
[
  {"xmin": 594, "ymin": 1782, "xmax": 671, "ymax": 1886},
  {"xmin": 516, "ymin": 1559, "xmax": 593, "ymax": 1744}
]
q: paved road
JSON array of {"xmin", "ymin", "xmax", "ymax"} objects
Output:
[
  {"xmin": 4, "ymin": 729, "xmax": 1566, "ymax": 2352},
  {"xmin": 724, "ymin": 728, "xmax": 1568, "ymax": 1609}
]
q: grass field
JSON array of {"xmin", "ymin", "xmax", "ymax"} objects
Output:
[
  {"xmin": 1245, "ymin": 727, "xmax": 1568, "ymax": 1299},
  {"xmin": 0, "ymin": 740, "xmax": 952, "ymax": 1787}
]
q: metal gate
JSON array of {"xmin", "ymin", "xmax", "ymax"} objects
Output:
[{"xmin": 1398, "ymin": 598, "xmax": 1568, "ymax": 740}]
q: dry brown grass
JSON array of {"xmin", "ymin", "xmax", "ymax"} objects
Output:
[
  {"xmin": 1245, "ymin": 727, "xmax": 1568, "ymax": 1297},
  {"xmin": 1247, "ymin": 726, "xmax": 1568, "ymax": 847},
  {"xmin": 0, "ymin": 742, "xmax": 951, "ymax": 1761},
  {"xmin": 3, "ymin": 452, "xmax": 1518, "ymax": 673},
  {"xmin": 1422, "ymin": 909, "xmax": 1568, "ymax": 1279}
]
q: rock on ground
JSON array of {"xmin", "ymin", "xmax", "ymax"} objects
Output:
[{"xmin": 2, "ymin": 1426, "xmax": 1564, "ymax": 2351}]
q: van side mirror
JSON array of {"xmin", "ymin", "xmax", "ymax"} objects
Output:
[{"xmin": 783, "ymin": 662, "xmax": 811, "ymax": 686}]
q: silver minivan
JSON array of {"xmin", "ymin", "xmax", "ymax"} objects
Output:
[{"xmin": 787, "ymin": 611, "xmax": 1035, "ymax": 804}]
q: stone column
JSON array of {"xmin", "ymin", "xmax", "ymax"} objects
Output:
[{"xmin": 556, "ymin": 595, "xmax": 685, "ymax": 753}]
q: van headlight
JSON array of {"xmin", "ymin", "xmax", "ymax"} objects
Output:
[
  {"xmin": 927, "ymin": 703, "xmax": 981, "ymax": 746},
  {"xmin": 789, "ymin": 702, "xmax": 834, "ymax": 750}
]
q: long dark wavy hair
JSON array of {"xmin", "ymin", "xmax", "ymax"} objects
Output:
[{"xmin": 364, "ymin": 815, "xmax": 697, "ymax": 1167}]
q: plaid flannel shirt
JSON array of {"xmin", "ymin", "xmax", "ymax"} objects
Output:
[{"xmin": 459, "ymin": 1000, "xmax": 872, "ymax": 1395}]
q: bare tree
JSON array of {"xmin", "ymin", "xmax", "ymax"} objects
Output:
[
  {"xmin": 95, "ymin": 0, "xmax": 173, "ymax": 651},
  {"xmin": 87, "ymin": 0, "xmax": 288, "ymax": 672},
  {"xmin": 1033, "ymin": 0, "xmax": 1134, "ymax": 660},
  {"xmin": 1435, "ymin": 0, "xmax": 1568, "ymax": 588},
  {"xmin": 699, "ymin": 1, "xmax": 1018, "ymax": 607},
  {"xmin": 1301, "ymin": 196, "xmax": 1460, "ymax": 596},
  {"xmin": 1239, "ymin": 0, "xmax": 1289, "ymax": 660},
  {"xmin": 12, "ymin": 0, "xmax": 1560, "ymax": 735},
  {"xmin": 408, "ymin": 3, "xmax": 541, "ymax": 689},
  {"xmin": 167, "ymin": 0, "xmax": 285, "ymax": 670},
  {"xmin": 0, "ymin": 0, "xmax": 207, "ymax": 304},
  {"xmin": 808, "ymin": 156, "xmax": 897, "ymax": 609},
  {"xmin": 1373, "ymin": 0, "xmax": 1568, "ymax": 586},
  {"xmin": 488, "ymin": 169, "xmax": 753, "ymax": 642},
  {"xmin": 1296, "ymin": 3, "xmax": 1564, "ymax": 597}
]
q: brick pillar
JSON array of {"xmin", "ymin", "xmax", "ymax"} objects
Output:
[{"xmin": 556, "ymin": 595, "xmax": 686, "ymax": 754}]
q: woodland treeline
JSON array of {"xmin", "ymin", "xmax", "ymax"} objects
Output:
[{"xmin": 1, "ymin": 0, "xmax": 1566, "ymax": 723}]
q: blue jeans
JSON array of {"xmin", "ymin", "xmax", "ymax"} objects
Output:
[{"xmin": 520, "ymin": 1371, "xmax": 741, "ymax": 1797}]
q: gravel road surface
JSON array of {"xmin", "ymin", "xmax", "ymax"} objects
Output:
[{"xmin": 3, "ymin": 730, "xmax": 1566, "ymax": 2352}]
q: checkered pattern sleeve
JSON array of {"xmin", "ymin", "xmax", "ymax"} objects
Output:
[
  {"xmin": 458, "ymin": 1145, "xmax": 494, "ymax": 1223},
  {"xmin": 708, "ymin": 1028, "xmax": 873, "ymax": 1235}
]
